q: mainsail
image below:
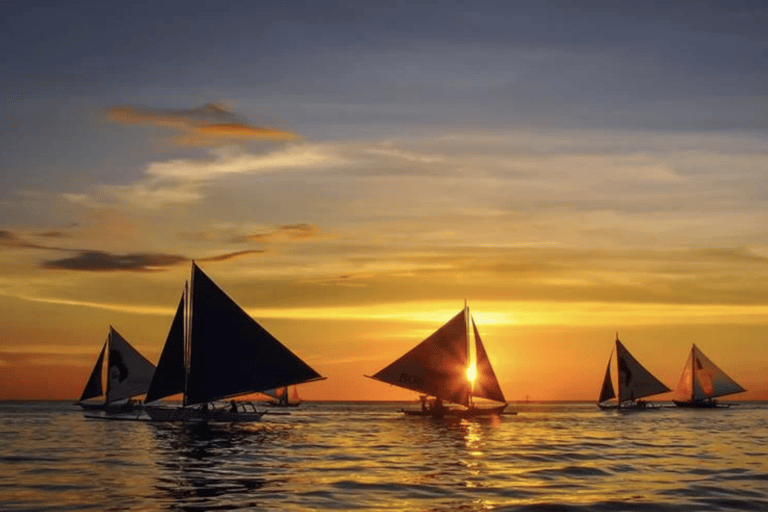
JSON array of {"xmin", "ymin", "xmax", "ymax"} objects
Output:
[
  {"xmin": 78, "ymin": 327, "xmax": 155, "ymax": 405},
  {"xmin": 471, "ymin": 320, "xmax": 506, "ymax": 403},
  {"xmin": 598, "ymin": 351, "xmax": 616, "ymax": 404},
  {"xmin": 145, "ymin": 262, "xmax": 324, "ymax": 407},
  {"xmin": 144, "ymin": 294, "xmax": 185, "ymax": 404},
  {"xmin": 615, "ymin": 338, "xmax": 671, "ymax": 402},
  {"xmin": 368, "ymin": 306, "xmax": 506, "ymax": 409},
  {"xmin": 105, "ymin": 327, "xmax": 156, "ymax": 404},
  {"xmin": 597, "ymin": 335, "xmax": 670, "ymax": 408},
  {"xmin": 79, "ymin": 342, "xmax": 106, "ymax": 402},
  {"xmin": 673, "ymin": 344, "xmax": 745, "ymax": 403},
  {"xmin": 369, "ymin": 310, "xmax": 471, "ymax": 405}
]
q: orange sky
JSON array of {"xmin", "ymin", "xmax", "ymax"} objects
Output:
[{"xmin": 2, "ymin": 278, "xmax": 766, "ymax": 401}]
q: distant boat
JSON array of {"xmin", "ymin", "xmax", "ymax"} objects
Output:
[
  {"xmin": 672, "ymin": 344, "xmax": 746, "ymax": 408},
  {"xmin": 144, "ymin": 262, "xmax": 325, "ymax": 422},
  {"xmin": 76, "ymin": 326, "xmax": 155, "ymax": 414},
  {"xmin": 263, "ymin": 385, "xmax": 302, "ymax": 407},
  {"xmin": 597, "ymin": 334, "xmax": 671, "ymax": 410},
  {"xmin": 367, "ymin": 304, "xmax": 508, "ymax": 417}
]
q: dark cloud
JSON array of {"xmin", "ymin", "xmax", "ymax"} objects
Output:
[
  {"xmin": 42, "ymin": 251, "xmax": 187, "ymax": 272},
  {"xmin": 0, "ymin": 230, "xmax": 56, "ymax": 250},
  {"xmin": 36, "ymin": 231, "xmax": 73, "ymax": 239},
  {"xmin": 199, "ymin": 250, "xmax": 268, "ymax": 263},
  {"xmin": 106, "ymin": 103, "xmax": 298, "ymax": 145}
]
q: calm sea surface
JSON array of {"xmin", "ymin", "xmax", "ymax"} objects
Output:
[{"xmin": 1, "ymin": 401, "xmax": 766, "ymax": 511}]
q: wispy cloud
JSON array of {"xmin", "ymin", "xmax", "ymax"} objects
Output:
[
  {"xmin": 235, "ymin": 223, "xmax": 322, "ymax": 243},
  {"xmin": 106, "ymin": 103, "xmax": 299, "ymax": 145},
  {"xmin": 0, "ymin": 230, "xmax": 51, "ymax": 250},
  {"xmin": 1, "ymin": 229, "xmax": 270, "ymax": 272},
  {"xmin": 198, "ymin": 249, "xmax": 268, "ymax": 263},
  {"xmin": 0, "ymin": 230, "xmax": 71, "ymax": 251},
  {"xmin": 79, "ymin": 144, "xmax": 345, "ymax": 209},
  {"xmin": 42, "ymin": 251, "xmax": 187, "ymax": 272}
]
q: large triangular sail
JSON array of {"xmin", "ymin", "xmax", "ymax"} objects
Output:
[
  {"xmin": 471, "ymin": 319, "xmax": 506, "ymax": 403},
  {"xmin": 673, "ymin": 344, "xmax": 745, "ymax": 402},
  {"xmin": 369, "ymin": 310, "xmax": 471, "ymax": 406},
  {"xmin": 616, "ymin": 339, "xmax": 670, "ymax": 402},
  {"xmin": 79, "ymin": 341, "xmax": 106, "ymax": 402},
  {"xmin": 184, "ymin": 263, "xmax": 324, "ymax": 406},
  {"xmin": 105, "ymin": 327, "xmax": 157, "ymax": 404},
  {"xmin": 145, "ymin": 294, "xmax": 186, "ymax": 404},
  {"xmin": 598, "ymin": 352, "xmax": 616, "ymax": 404}
]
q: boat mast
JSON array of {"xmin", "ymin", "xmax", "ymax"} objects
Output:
[
  {"xmin": 690, "ymin": 344, "xmax": 697, "ymax": 402},
  {"xmin": 615, "ymin": 332, "xmax": 622, "ymax": 405},
  {"xmin": 183, "ymin": 266, "xmax": 192, "ymax": 407},
  {"xmin": 465, "ymin": 299, "xmax": 474, "ymax": 408}
]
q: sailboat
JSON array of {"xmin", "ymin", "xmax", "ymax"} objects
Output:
[
  {"xmin": 673, "ymin": 344, "xmax": 746, "ymax": 408},
  {"xmin": 263, "ymin": 385, "xmax": 302, "ymax": 407},
  {"xmin": 144, "ymin": 262, "xmax": 325, "ymax": 422},
  {"xmin": 366, "ymin": 304, "xmax": 508, "ymax": 417},
  {"xmin": 76, "ymin": 326, "xmax": 156, "ymax": 413},
  {"xmin": 597, "ymin": 334, "xmax": 671, "ymax": 410}
]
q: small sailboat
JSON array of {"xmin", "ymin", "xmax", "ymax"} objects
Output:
[
  {"xmin": 597, "ymin": 334, "xmax": 671, "ymax": 410},
  {"xmin": 263, "ymin": 385, "xmax": 302, "ymax": 407},
  {"xmin": 673, "ymin": 344, "xmax": 746, "ymax": 408},
  {"xmin": 76, "ymin": 326, "xmax": 156, "ymax": 413},
  {"xmin": 366, "ymin": 304, "xmax": 508, "ymax": 417},
  {"xmin": 144, "ymin": 262, "xmax": 325, "ymax": 422}
]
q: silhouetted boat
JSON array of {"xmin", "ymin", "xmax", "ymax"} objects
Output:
[
  {"xmin": 672, "ymin": 344, "xmax": 746, "ymax": 408},
  {"xmin": 367, "ymin": 304, "xmax": 508, "ymax": 417},
  {"xmin": 144, "ymin": 262, "xmax": 324, "ymax": 422},
  {"xmin": 597, "ymin": 334, "xmax": 670, "ymax": 410},
  {"xmin": 75, "ymin": 326, "xmax": 155, "ymax": 414},
  {"xmin": 264, "ymin": 385, "xmax": 302, "ymax": 407}
]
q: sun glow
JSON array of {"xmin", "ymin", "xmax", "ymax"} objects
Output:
[{"xmin": 467, "ymin": 364, "xmax": 477, "ymax": 383}]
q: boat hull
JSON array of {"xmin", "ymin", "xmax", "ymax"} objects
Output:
[
  {"xmin": 144, "ymin": 405, "xmax": 264, "ymax": 423},
  {"xmin": 76, "ymin": 401, "xmax": 143, "ymax": 414},
  {"xmin": 673, "ymin": 400, "xmax": 729, "ymax": 408},
  {"xmin": 403, "ymin": 404, "xmax": 508, "ymax": 418},
  {"xmin": 597, "ymin": 402, "xmax": 662, "ymax": 411}
]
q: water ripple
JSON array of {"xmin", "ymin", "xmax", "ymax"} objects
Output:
[{"xmin": 0, "ymin": 402, "xmax": 766, "ymax": 511}]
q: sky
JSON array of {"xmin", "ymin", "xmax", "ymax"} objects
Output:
[{"xmin": 1, "ymin": 0, "xmax": 767, "ymax": 401}]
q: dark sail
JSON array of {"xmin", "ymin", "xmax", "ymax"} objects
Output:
[
  {"xmin": 79, "ymin": 341, "xmax": 106, "ymax": 402},
  {"xmin": 185, "ymin": 263, "xmax": 323, "ymax": 406},
  {"xmin": 616, "ymin": 339, "xmax": 670, "ymax": 402},
  {"xmin": 369, "ymin": 310, "xmax": 471, "ymax": 406},
  {"xmin": 471, "ymin": 319, "xmax": 506, "ymax": 403},
  {"xmin": 598, "ymin": 353, "xmax": 616, "ymax": 403},
  {"xmin": 145, "ymin": 294, "xmax": 186, "ymax": 403}
]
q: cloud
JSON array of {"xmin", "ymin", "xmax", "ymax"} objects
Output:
[
  {"xmin": 0, "ymin": 230, "xmax": 69, "ymax": 251},
  {"xmin": 106, "ymin": 103, "xmax": 299, "ymax": 145},
  {"xmin": 42, "ymin": 251, "xmax": 187, "ymax": 272},
  {"xmin": 83, "ymin": 144, "xmax": 345, "ymax": 208},
  {"xmin": 198, "ymin": 249, "xmax": 268, "ymax": 263},
  {"xmin": 0, "ymin": 230, "xmax": 48, "ymax": 250},
  {"xmin": 235, "ymin": 223, "xmax": 322, "ymax": 243},
  {"xmin": 35, "ymin": 230, "xmax": 74, "ymax": 239}
]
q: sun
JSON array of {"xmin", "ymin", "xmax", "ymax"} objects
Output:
[{"xmin": 466, "ymin": 364, "xmax": 477, "ymax": 383}]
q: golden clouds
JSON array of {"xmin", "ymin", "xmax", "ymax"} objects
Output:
[
  {"xmin": 106, "ymin": 103, "xmax": 298, "ymax": 145},
  {"xmin": 236, "ymin": 223, "xmax": 321, "ymax": 243}
]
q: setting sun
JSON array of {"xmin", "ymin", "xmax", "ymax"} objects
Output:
[{"xmin": 467, "ymin": 364, "xmax": 477, "ymax": 383}]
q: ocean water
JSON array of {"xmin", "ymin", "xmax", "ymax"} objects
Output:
[{"xmin": 0, "ymin": 401, "xmax": 766, "ymax": 511}]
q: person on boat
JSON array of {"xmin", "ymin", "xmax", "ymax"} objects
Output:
[
  {"xmin": 420, "ymin": 395, "xmax": 428, "ymax": 412},
  {"xmin": 230, "ymin": 400, "xmax": 238, "ymax": 413},
  {"xmin": 430, "ymin": 397, "xmax": 447, "ymax": 417}
]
